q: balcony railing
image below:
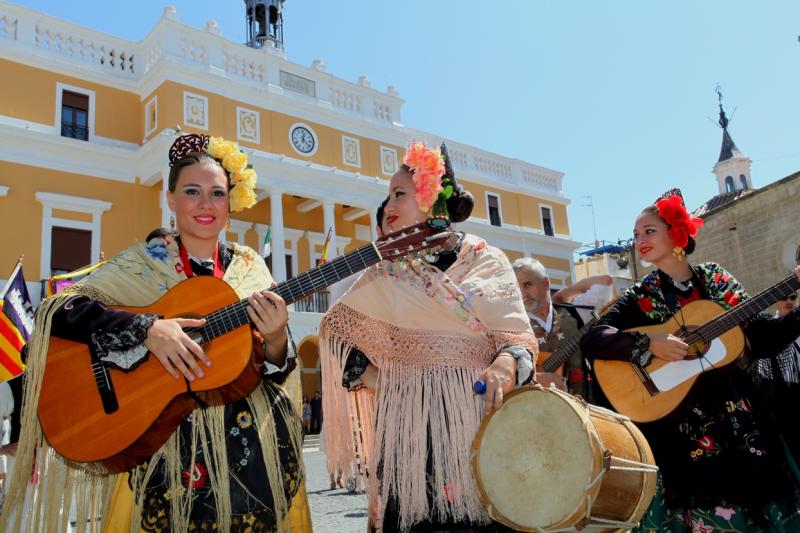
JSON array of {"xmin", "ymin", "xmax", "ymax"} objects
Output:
[
  {"xmin": 294, "ymin": 290, "xmax": 330, "ymax": 314},
  {"xmin": 61, "ymin": 123, "xmax": 88, "ymax": 141}
]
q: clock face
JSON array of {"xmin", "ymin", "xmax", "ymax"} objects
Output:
[{"xmin": 290, "ymin": 126, "xmax": 316, "ymax": 154}]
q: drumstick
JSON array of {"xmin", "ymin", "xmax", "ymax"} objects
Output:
[{"xmin": 473, "ymin": 380, "xmax": 486, "ymax": 395}]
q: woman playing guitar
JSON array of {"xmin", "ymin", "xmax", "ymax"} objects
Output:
[
  {"xmin": 1, "ymin": 134, "xmax": 310, "ymax": 532},
  {"xmin": 581, "ymin": 189, "xmax": 800, "ymax": 531}
]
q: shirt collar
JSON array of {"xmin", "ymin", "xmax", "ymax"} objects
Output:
[{"xmin": 528, "ymin": 302, "xmax": 554, "ymax": 333}]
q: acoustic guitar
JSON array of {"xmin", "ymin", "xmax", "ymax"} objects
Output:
[
  {"xmin": 38, "ymin": 218, "xmax": 454, "ymax": 473},
  {"xmin": 594, "ymin": 274, "xmax": 800, "ymax": 422},
  {"xmin": 537, "ymin": 317, "xmax": 597, "ymax": 375}
]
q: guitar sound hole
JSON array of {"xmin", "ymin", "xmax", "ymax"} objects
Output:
[
  {"xmin": 677, "ymin": 325, "xmax": 708, "ymax": 360},
  {"xmin": 176, "ymin": 312, "xmax": 212, "ymax": 352}
]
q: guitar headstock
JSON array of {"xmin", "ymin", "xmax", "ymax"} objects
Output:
[{"xmin": 374, "ymin": 217, "xmax": 455, "ymax": 262}]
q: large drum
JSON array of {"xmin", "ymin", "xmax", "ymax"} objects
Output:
[{"xmin": 471, "ymin": 386, "xmax": 657, "ymax": 532}]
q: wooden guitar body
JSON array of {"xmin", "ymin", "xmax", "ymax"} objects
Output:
[
  {"xmin": 38, "ymin": 276, "xmax": 260, "ymax": 474},
  {"xmin": 593, "ymin": 299, "xmax": 745, "ymax": 422},
  {"xmin": 535, "ymin": 351, "xmax": 563, "ymax": 375}
]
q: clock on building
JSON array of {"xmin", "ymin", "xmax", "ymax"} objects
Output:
[{"xmin": 289, "ymin": 124, "xmax": 317, "ymax": 155}]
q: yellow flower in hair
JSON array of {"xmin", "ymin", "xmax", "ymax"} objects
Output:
[
  {"xmin": 230, "ymin": 183, "xmax": 257, "ymax": 212},
  {"xmin": 208, "ymin": 137, "xmax": 238, "ymax": 159},
  {"xmin": 231, "ymin": 168, "xmax": 257, "ymax": 189},
  {"xmin": 223, "ymin": 150, "xmax": 249, "ymax": 173}
]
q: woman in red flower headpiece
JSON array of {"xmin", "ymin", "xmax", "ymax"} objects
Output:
[{"xmin": 581, "ymin": 189, "xmax": 800, "ymax": 531}]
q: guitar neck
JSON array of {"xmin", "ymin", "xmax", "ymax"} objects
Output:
[
  {"xmin": 195, "ymin": 243, "xmax": 382, "ymax": 342},
  {"xmin": 540, "ymin": 319, "xmax": 595, "ymax": 373},
  {"xmin": 686, "ymin": 274, "xmax": 800, "ymax": 344}
]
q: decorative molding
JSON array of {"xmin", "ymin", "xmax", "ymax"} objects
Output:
[
  {"xmin": 341, "ymin": 135, "xmax": 361, "ymax": 168},
  {"xmin": 280, "ymin": 70, "xmax": 316, "ymax": 98},
  {"xmin": 144, "ymin": 96, "xmax": 158, "ymax": 137},
  {"xmin": 236, "ymin": 106, "xmax": 260, "ymax": 144},
  {"xmin": 183, "ymin": 91, "xmax": 208, "ymax": 130},
  {"xmin": 380, "ymin": 145, "xmax": 397, "ymax": 176}
]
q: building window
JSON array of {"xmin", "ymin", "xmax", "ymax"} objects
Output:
[
  {"xmin": 541, "ymin": 206, "xmax": 554, "ymax": 237},
  {"xmin": 50, "ymin": 226, "xmax": 91, "ymax": 275},
  {"xmin": 725, "ymin": 176, "xmax": 735, "ymax": 193},
  {"xmin": 266, "ymin": 254, "xmax": 293, "ymax": 279},
  {"xmin": 61, "ymin": 91, "xmax": 89, "ymax": 141},
  {"xmin": 739, "ymin": 174, "xmax": 748, "ymax": 190},
  {"xmin": 487, "ymin": 193, "xmax": 502, "ymax": 227},
  {"xmin": 36, "ymin": 192, "xmax": 111, "ymax": 278},
  {"xmin": 144, "ymin": 96, "xmax": 158, "ymax": 137}
]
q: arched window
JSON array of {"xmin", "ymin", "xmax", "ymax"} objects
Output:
[
  {"xmin": 739, "ymin": 175, "xmax": 748, "ymax": 189},
  {"xmin": 725, "ymin": 176, "xmax": 735, "ymax": 192}
]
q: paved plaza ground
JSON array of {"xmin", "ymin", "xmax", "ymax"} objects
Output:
[{"xmin": 303, "ymin": 433, "xmax": 369, "ymax": 533}]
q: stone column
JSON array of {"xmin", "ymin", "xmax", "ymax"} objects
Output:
[
  {"xmin": 322, "ymin": 200, "xmax": 337, "ymax": 257},
  {"xmin": 269, "ymin": 188, "xmax": 287, "ymax": 282}
]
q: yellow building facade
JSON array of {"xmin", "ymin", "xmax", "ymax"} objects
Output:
[{"xmin": 0, "ymin": 2, "xmax": 579, "ymax": 396}]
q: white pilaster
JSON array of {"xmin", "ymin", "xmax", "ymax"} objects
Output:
[
  {"xmin": 161, "ymin": 165, "xmax": 171, "ymax": 229},
  {"xmin": 322, "ymin": 200, "xmax": 337, "ymax": 257},
  {"xmin": 269, "ymin": 189, "xmax": 287, "ymax": 282},
  {"xmin": 369, "ymin": 208, "xmax": 378, "ymax": 241}
]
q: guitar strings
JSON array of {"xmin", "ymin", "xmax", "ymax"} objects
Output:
[{"xmin": 183, "ymin": 229, "xmax": 447, "ymax": 340}]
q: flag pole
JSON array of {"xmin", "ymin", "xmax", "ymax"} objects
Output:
[{"xmin": 0, "ymin": 256, "xmax": 24, "ymax": 300}]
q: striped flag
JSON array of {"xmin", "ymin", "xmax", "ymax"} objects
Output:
[
  {"xmin": 320, "ymin": 227, "xmax": 333, "ymax": 265},
  {"xmin": 262, "ymin": 226, "xmax": 271, "ymax": 258},
  {"xmin": 0, "ymin": 262, "xmax": 34, "ymax": 381}
]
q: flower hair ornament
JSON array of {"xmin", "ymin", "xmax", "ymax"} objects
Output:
[
  {"xmin": 655, "ymin": 188, "xmax": 704, "ymax": 260},
  {"xmin": 168, "ymin": 133, "xmax": 258, "ymax": 212},
  {"xmin": 402, "ymin": 141, "xmax": 459, "ymax": 218}
]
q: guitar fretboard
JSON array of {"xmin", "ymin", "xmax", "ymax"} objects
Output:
[
  {"xmin": 189, "ymin": 243, "xmax": 381, "ymax": 342},
  {"xmin": 683, "ymin": 274, "xmax": 800, "ymax": 345},
  {"xmin": 540, "ymin": 319, "xmax": 595, "ymax": 373}
]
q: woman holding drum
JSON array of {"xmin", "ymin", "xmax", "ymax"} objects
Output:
[
  {"xmin": 581, "ymin": 190, "xmax": 800, "ymax": 531},
  {"xmin": 319, "ymin": 141, "xmax": 538, "ymax": 532}
]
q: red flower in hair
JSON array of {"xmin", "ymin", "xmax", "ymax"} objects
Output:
[{"xmin": 655, "ymin": 195, "xmax": 704, "ymax": 249}]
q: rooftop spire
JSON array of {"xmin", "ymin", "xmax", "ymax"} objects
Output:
[{"xmin": 715, "ymin": 85, "xmax": 742, "ymax": 162}]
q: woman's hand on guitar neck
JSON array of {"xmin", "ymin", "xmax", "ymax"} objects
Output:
[
  {"xmin": 647, "ymin": 333, "xmax": 689, "ymax": 362},
  {"xmin": 247, "ymin": 289, "xmax": 290, "ymax": 365},
  {"xmin": 144, "ymin": 318, "xmax": 210, "ymax": 381}
]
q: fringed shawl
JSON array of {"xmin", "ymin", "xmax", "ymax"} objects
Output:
[
  {"xmin": 0, "ymin": 235, "xmax": 302, "ymax": 532},
  {"xmin": 320, "ymin": 234, "xmax": 537, "ymax": 531}
]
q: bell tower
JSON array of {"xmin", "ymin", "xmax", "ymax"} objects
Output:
[
  {"xmin": 712, "ymin": 86, "xmax": 752, "ymax": 194},
  {"xmin": 244, "ymin": 0, "xmax": 285, "ymax": 50}
]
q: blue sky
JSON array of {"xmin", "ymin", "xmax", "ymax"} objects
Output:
[{"xmin": 12, "ymin": 1, "xmax": 800, "ymax": 250}]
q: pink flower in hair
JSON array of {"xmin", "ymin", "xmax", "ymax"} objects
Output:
[{"xmin": 403, "ymin": 141, "xmax": 446, "ymax": 213}]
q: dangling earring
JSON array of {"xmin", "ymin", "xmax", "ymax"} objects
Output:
[
  {"xmin": 169, "ymin": 213, "xmax": 176, "ymax": 232},
  {"xmin": 672, "ymin": 246, "xmax": 686, "ymax": 261}
]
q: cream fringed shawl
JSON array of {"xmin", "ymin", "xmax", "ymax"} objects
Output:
[
  {"xmin": 320, "ymin": 234, "xmax": 538, "ymax": 531},
  {"xmin": 0, "ymin": 236, "xmax": 303, "ymax": 532}
]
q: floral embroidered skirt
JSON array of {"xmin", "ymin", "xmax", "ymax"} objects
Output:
[{"xmin": 635, "ymin": 477, "xmax": 800, "ymax": 532}]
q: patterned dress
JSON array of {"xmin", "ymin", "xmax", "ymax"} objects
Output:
[
  {"xmin": 581, "ymin": 262, "xmax": 800, "ymax": 532},
  {"xmin": 50, "ymin": 241, "xmax": 303, "ymax": 532}
]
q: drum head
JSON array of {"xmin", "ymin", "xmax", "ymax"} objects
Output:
[{"xmin": 474, "ymin": 388, "xmax": 595, "ymax": 530}]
